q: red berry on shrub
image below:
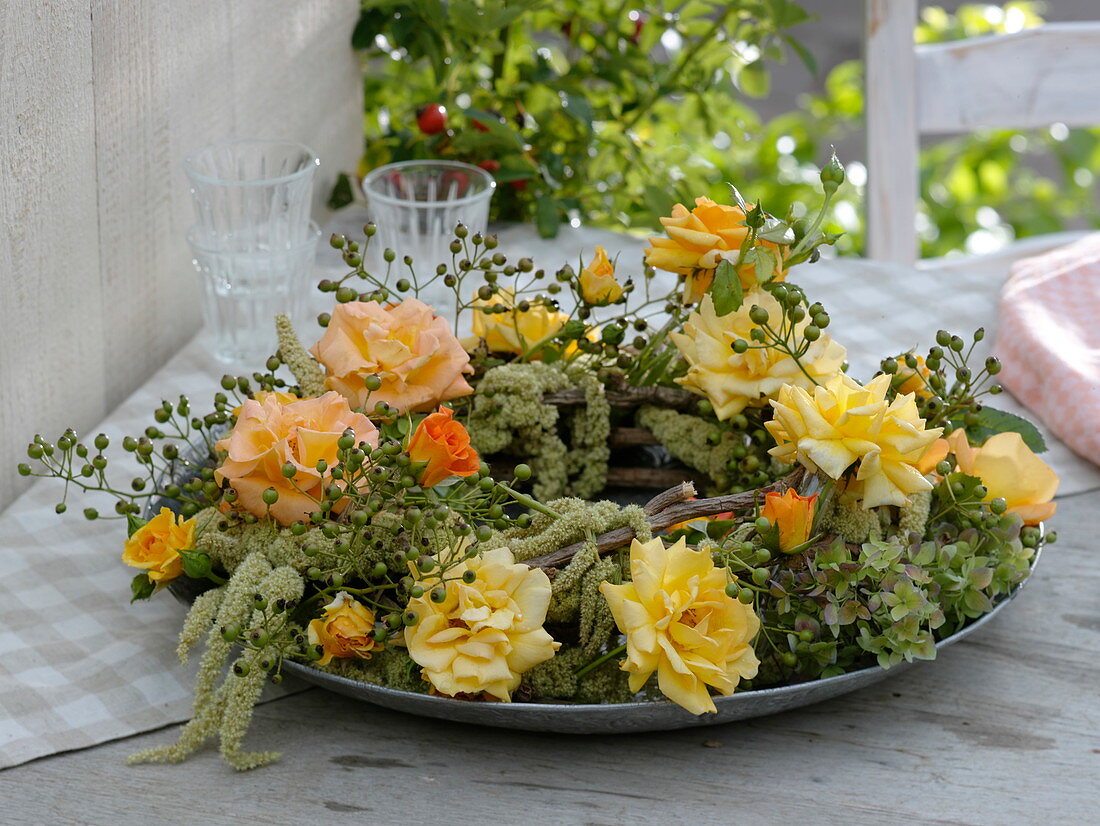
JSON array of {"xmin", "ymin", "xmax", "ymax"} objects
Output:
[
  {"xmin": 510, "ymin": 179, "xmax": 528, "ymax": 192},
  {"xmin": 477, "ymin": 160, "xmax": 501, "ymax": 173},
  {"xmin": 417, "ymin": 104, "xmax": 447, "ymax": 135}
]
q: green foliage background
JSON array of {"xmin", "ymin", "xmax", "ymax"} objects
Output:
[{"xmin": 342, "ymin": 1, "xmax": 1100, "ymax": 258}]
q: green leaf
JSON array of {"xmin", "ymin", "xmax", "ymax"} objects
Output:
[
  {"xmin": 782, "ymin": 34, "xmax": 818, "ymax": 76},
  {"xmin": 757, "ymin": 218, "xmax": 795, "ymax": 244},
  {"xmin": 126, "ymin": 514, "xmax": 147, "ymax": 538},
  {"xmin": 461, "ymin": 109, "xmax": 524, "ymax": 149},
  {"xmin": 560, "ymin": 92, "xmax": 594, "ymax": 131},
  {"xmin": 130, "ymin": 573, "xmax": 155, "ymax": 603},
  {"xmin": 180, "ymin": 549, "xmax": 212, "ymax": 580},
  {"xmin": 535, "ymin": 194, "xmax": 559, "ymax": 238},
  {"xmin": 710, "ymin": 259, "xmax": 744, "ymax": 316},
  {"xmin": 738, "ymin": 61, "xmax": 771, "ymax": 99},
  {"xmin": 753, "ymin": 246, "xmax": 777, "ymax": 285},
  {"xmin": 327, "ymin": 173, "xmax": 355, "ymax": 211},
  {"xmin": 643, "ymin": 184, "xmax": 674, "ymax": 221},
  {"xmin": 964, "ymin": 406, "xmax": 1047, "ymax": 453}
]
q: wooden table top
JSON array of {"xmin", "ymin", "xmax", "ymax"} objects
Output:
[{"xmin": 3, "ymin": 490, "xmax": 1096, "ymax": 825}]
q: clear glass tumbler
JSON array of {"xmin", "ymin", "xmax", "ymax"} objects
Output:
[
  {"xmin": 184, "ymin": 139, "xmax": 319, "ymax": 250},
  {"xmin": 187, "ymin": 223, "xmax": 321, "ymax": 365},
  {"xmin": 362, "ymin": 160, "xmax": 496, "ymax": 270},
  {"xmin": 183, "ymin": 139, "xmax": 320, "ymax": 364}
]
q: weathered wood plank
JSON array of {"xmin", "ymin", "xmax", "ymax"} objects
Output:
[
  {"xmin": 917, "ymin": 23, "xmax": 1100, "ymax": 134},
  {"xmin": 609, "ymin": 427, "xmax": 660, "ymax": 448},
  {"xmin": 864, "ymin": 0, "xmax": 919, "ymax": 266},
  {"xmin": 92, "ymin": 0, "xmax": 193, "ymax": 407},
  {"xmin": 2, "ymin": 492, "xmax": 1096, "ymax": 824},
  {"xmin": 0, "ymin": 1, "xmax": 363, "ymax": 512},
  {"xmin": 0, "ymin": 1, "xmax": 108, "ymax": 505}
]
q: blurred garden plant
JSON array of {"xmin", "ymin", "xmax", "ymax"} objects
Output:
[
  {"xmin": 340, "ymin": 1, "xmax": 1099, "ymax": 258},
  {"xmin": 338, "ymin": 0, "xmax": 816, "ymax": 236},
  {"xmin": 618, "ymin": 0, "xmax": 1099, "ymax": 258}
]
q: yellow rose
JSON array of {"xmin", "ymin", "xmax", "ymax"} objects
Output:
[
  {"xmin": 644, "ymin": 197, "xmax": 786, "ymax": 303},
  {"xmin": 307, "ymin": 591, "xmax": 378, "ymax": 666},
  {"xmin": 468, "ymin": 289, "xmax": 568, "ymax": 357},
  {"xmin": 766, "ymin": 374, "xmax": 943, "ymax": 509},
  {"xmin": 946, "ymin": 429, "xmax": 1057, "ymax": 525},
  {"xmin": 670, "ymin": 293, "xmax": 847, "ymax": 420},
  {"xmin": 578, "ymin": 246, "xmax": 624, "ymax": 305},
  {"xmin": 600, "ymin": 536, "xmax": 760, "ymax": 715},
  {"xmin": 121, "ymin": 507, "xmax": 195, "ymax": 583},
  {"xmin": 310, "ymin": 297, "xmax": 474, "ymax": 413},
  {"xmin": 215, "ymin": 391, "xmax": 379, "ymax": 525},
  {"xmin": 403, "ymin": 546, "xmax": 559, "ymax": 701}
]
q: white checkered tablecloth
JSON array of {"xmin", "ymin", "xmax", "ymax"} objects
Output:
[{"xmin": 1, "ymin": 220, "xmax": 1096, "ymax": 770}]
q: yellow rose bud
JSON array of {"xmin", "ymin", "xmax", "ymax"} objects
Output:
[
  {"xmin": 893, "ymin": 353, "xmax": 932, "ymax": 399},
  {"xmin": 578, "ymin": 246, "xmax": 624, "ymax": 306},
  {"xmin": 121, "ymin": 507, "xmax": 196, "ymax": 584},
  {"xmin": 307, "ymin": 591, "xmax": 378, "ymax": 666}
]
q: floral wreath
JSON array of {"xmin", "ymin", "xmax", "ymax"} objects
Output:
[{"xmin": 22, "ymin": 157, "xmax": 1058, "ymax": 769}]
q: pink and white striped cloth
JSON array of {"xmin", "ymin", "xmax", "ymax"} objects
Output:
[{"xmin": 995, "ymin": 234, "xmax": 1100, "ymax": 468}]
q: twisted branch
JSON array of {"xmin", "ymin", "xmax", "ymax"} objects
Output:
[
  {"xmin": 527, "ymin": 467, "xmax": 804, "ymax": 571},
  {"xmin": 543, "ymin": 385, "xmax": 697, "ymax": 411}
]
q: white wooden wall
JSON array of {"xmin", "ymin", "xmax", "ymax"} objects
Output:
[
  {"xmin": 864, "ymin": 0, "xmax": 1100, "ymax": 264},
  {"xmin": 0, "ymin": 0, "xmax": 363, "ymax": 510}
]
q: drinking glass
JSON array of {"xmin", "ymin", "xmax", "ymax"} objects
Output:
[
  {"xmin": 187, "ymin": 223, "xmax": 320, "ymax": 365},
  {"xmin": 183, "ymin": 139, "xmax": 320, "ymax": 363},
  {"xmin": 362, "ymin": 160, "xmax": 496, "ymax": 270}
]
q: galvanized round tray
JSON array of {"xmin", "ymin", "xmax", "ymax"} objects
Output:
[
  {"xmin": 160, "ymin": 465, "xmax": 1041, "ymax": 733},
  {"xmin": 272, "ymin": 556, "xmax": 1036, "ymax": 733}
]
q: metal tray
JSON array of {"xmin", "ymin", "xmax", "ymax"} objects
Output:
[
  {"xmin": 278, "ymin": 567, "xmax": 1034, "ymax": 733},
  {"xmin": 170, "ymin": 546, "xmax": 1039, "ymax": 734}
]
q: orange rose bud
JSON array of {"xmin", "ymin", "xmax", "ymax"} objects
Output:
[
  {"xmin": 407, "ymin": 407, "xmax": 481, "ymax": 488},
  {"xmin": 307, "ymin": 592, "xmax": 377, "ymax": 666},
  {"xmin": 760, "ymin": 489, "xmax": 817, "ymax": 553}
]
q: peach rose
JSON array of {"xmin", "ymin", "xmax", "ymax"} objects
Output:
[
  {"xmin": 214, "ymin": 391, "xmax": 379, "ymax": 525},
  {"xmin": 916, "ymin": 438, "xmax": 950, "ymax": 475},
  {"xmin": 121, "ymin": 507, "xmax": 195, "ymax": 583},
  {"xmin": 407, "ymin": 407, "xmax": 481, "ymax": 488},
  {"xmin": 307, "ymin": 591, "xmax": 377, "ymax": 666},
  {"xmin": 310, "ymin": 298, "xmax": 473, "ymax": 413},
  {"xmin": 945, "ymin": 429, "xmax": 1058, "ymax": 525},
  {"xmin": 644, "ymin": 197, "xmax": 787, "ymax": 303}
]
